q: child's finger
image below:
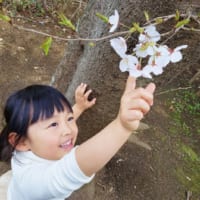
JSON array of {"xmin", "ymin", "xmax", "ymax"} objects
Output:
[
  {"xmin": 84, "ymin": 89, "xmax": 92, "ymax": 99},
  {"xmin": 128, "ymin": 98, "xmax": 151, "ymax": 114},
  {"xmin": 123, "ymin": 87, "xmax": 154, "ymax": 107},
  {"xmin": 90, "ymin": 98, "xmax": 96, "ymax": 105},
  {"xmin": 124, "ymin": 76, "xmax": 136, "ymax": 93},
  {"xmin": 145, "ymin": 83, "xmax": 156, "ymax": 94},
  {"xmin": 145, "ymin": 83, "xmax": 156, "ymax": 106},
  {"xmin": 80, "ymin": 83, "xmax": 87, "ymax": 94},
  {"xmin": 127, "ymin": 110, "xmax": 144, "ymax": 120},
  {"xmin": 76, "ymin": 83, "xmax": 87, "ymax": 96}
]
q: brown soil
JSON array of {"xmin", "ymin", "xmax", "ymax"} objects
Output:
[{"xmin": 0, "ymin": 14, "xmax": 200, "ymax": 200}]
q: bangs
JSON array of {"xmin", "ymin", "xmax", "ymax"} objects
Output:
[{"xmin": 29, "ymin": 85, "xmax": 73, "ymax": 124}]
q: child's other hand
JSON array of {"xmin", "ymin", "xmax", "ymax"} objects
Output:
[
  {"xmin": 117, "ymin": 76, "xmax": 156, "ymax": 132},
  {"xmin": 75, "ymin": 83, "xmax": 96, "ymax": 112}
]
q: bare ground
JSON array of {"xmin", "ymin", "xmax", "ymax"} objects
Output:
[{"xmin": 0, "ymin": 15, "xmax": 200, "ymax": 200}]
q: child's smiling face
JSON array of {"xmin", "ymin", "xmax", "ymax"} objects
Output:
[{"xmin": 25, "ymin": 108, "xmax": 78, "ymax": 160}]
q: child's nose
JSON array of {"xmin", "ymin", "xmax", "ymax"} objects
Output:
[{"xmin": 61, "ymin": 122, "xmax": 73, "ymax": 136}]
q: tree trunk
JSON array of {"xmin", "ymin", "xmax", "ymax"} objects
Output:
[{"xmin": 51, "ymin": 0, "xmax": 200, "ymax": 199}]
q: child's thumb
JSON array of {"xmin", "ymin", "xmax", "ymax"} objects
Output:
[
  {"xmin": 125, "ymin": 76, "xmax": 136, "ymax": 92},
  {"xmin": 145, "ymin": 83, "xmax": 156, "ymax": 94}
]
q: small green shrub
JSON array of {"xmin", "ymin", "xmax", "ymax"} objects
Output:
[
  {"xmin": 169, "ymin": 89, "xmax": 200, "ymax": 136},
  {"xmin": 176, "ymin": 144, "xmax": 200, "ymax": 195}
]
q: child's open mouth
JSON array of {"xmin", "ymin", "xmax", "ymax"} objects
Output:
[{"xmin": 59, "ymin": 139, "xmax": 73, "ymax": 150}]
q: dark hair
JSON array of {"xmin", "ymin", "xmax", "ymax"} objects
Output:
[{"xmin": 0, "ymin": 85, "xmax": 72, "ymax": 162}]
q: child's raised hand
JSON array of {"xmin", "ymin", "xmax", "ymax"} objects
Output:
[
  {"xmin": 117, "ymin": 76, "xmax": 156, "ymax": 132},
  {"xmin": 75, "ymin": 83, "xmax": 96, "ymax": 112}
]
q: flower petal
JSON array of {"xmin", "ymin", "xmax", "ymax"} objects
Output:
[
  {"xmin": 119, "ymin": 59, "xmax": 129, "ymax": 72},
  {"xmin": 139, "ymin": 34, "xmax": 146, "ymax": 43},
  {"xmin": 109, "ymin": 10, "xmax": 119, "ymax": 32},
  {"xmin": 145, "ymin": 25, "xmax": 161, "ymax": 42},
  {"xmin": 174, "ymin": 45, "xmax": 188, "ymax": 52},
  {"xmin": 126, "ymin": 55, "xmax": 138, "ymax": 67},
  {"xmin": 152, "ymin": 67, "xmax": 163, "ymax": 75},
  {"xmin": 110, "ymin": 37, "xmax": 127, "ymax": 58},
  {"xmin": 170, "ymin": 51, "xmax": 182, "ymax": 63},
  {"xmin": 155, "ymin": 55, "xmax": 170, "ymax": 67},
  {"xmin": 142, "ymin": 65, "xmax": 153, "ymax": 78},
  {"xmin": 135, "ymin": 44, "xmax": 148, "ymax": 58},
  {"xmin": 129, "ymin": 68, "xmax": 142, "ymax": 78}
]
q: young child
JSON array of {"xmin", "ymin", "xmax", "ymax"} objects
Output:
[{"xmin": 0, "ymin": 76, "xmax": 155, "ymax": 199}]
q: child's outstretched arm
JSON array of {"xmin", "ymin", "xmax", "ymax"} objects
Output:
[
  {"xmin": 72, "ymin": 83, "xmax": 96, "ymax": 120},
  {"xmin": 76, "ymin": 76, "xmax": 156, "ymax": 176}
]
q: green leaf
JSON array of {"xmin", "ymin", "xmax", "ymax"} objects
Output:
[
  {"xmin": 140, "ymin": 41, "xmax": 154, "ymax": 51},
  {"xmin": 175, "ymin": 10, "xmax": 180, "ymax": 21},
  {"xmin": 155, "ymin": 17, "xmax": 163, "ymax": 24},
  {"xmin": 129, "ymin": 27, "xmax": 136, "ymax": 33},
  {"xmin": 0, "ymin": 13, "xmax": 11, "ymax": 22},
  {"xmin": 133, "ymin": 23, "xmax": 144, "ymax": 33},
  {"xmin": 96, "ymin": 12, "xmax": 109, "ymax": 23},
  {"xmin": 175, "ymin": 18, "xmax": 190, "ymax": 28},
  {"xmin": 58, "ymin": 13, "xmax": 76, "ymax": 31},
  {"xmin": 144, "ymin": 11, "xmax": 150, "ymax": 22},
  {"xmin": 88, "ymin": 42, "xmax": 95, "ymax": 47},
  {"xmin": 40, "ymin": 37, "xmax": 52, "ymax": 56}
]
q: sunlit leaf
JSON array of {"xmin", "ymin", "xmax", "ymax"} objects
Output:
[
  {"xmin": 58, "ymin": 13, "xmax": 76, "ymax": 31},
  {"xmin": 144, "ymin": 11, "xmax": 150, "ymax": 22},
  {"xmin": 96, "ymin": 12, "xmax": 109, "ymax": 23},
  {"xmin": 133, "ymin": 23, "xmax": 144, "ymax": 33},
  {"xmin": 175, "ymin": 10, "xmax": 180, "ymax": 21},
  {"xmin": 40, "ymin": 37, "xmax": 52, "ymax": 56},
  {"xmin": 0, "ymin": 13, "xmax": 11, "ymax": 22},
  {"xmin": 175, "ymin": 18, "xmax": 190, "ymax": 28},
  {"xmin": 155, "ymin": 17, "xmax": 163, "ymax": 24},
  {"xmin": 140, "ymin": 41, "xmax": 154, "ymax": 51},
  {"xmin": 88, "ymin": 42, "xmax": 95, "ymax": 47},
  {"xmin": 129, "ymin": 27, "xmax": 136, "ymax": 33}
]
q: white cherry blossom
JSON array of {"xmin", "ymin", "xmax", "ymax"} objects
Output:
[
  {"xmin": 110, "ymin": 37, "xmax": 127, "ymax": 58},
  {"xmin": 110, "ymin": 37, "xmax": 140, "ymax": 76},
  {"xmin": 134, "ymin": 43, "xmax": 155, "ymax": 58},
  {"xmin": 109, "ymin": 10, "xmax": 119, "ymax": 33},
  {"xmin": 149, "ymin": 45, "xmax": 170, "ymax": 68},
  {"xmin": 109, "ymin": 18, "xmax": 187, "ymax": 79},
  {"xmin": 119, "ymin": 55, "xmax": 139, "ymax": 72},
  {"xmin": 129, "ymin": 67, "xmax": 143, "ymax": 78},
  {"xmin": 139, "ymin": 25, "xmax": 161, "ymax": 43},
  {"xmin": 169, "ymin": 45, "xmax": 188, "ymax": 63},
  {"xmin": 144, "ymin": 63, "xmax": 163, "ymax": 76}
]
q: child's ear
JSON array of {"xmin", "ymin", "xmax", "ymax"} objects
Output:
[{"xmin": 8, "ymin": 132, "xmax": 30, "ymax": 151}]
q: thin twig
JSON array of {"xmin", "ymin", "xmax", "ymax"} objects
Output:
[
  {"xmin": 160, "ymin": 27, "xmax": 181, "ymax": 45},
  {"xmin": 182, "ymin": 27, "xmax": 200, "ymax": 32},
  {"xmin": 186, "ymin": 191, "xmax": 192, "ymax": 200},
  {"xmin": 156, "ymin": 86, "xmax": 192, "ymax": 96},
  {"xmin": 12, "ymin": 23, "xmax": 129, "ymax": 42},
  {"xmin": 11, "ymin": 11, "xmax": 199, "ymax": 44},
  {"xmin": 70, "ymin": 0, "xmax": 84, "ymax": 20}
]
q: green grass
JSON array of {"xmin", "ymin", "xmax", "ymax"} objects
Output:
[
  {"xmin": 176, "ymin": 144, "xmax": 200, "ymax": 195},
  {"xmin": 168, "ymin": 89, "xmax": 200, "ymax": 195},
  {"xmin": 168, "ymin": 89, "xmax": 200, "ymax": 136}
]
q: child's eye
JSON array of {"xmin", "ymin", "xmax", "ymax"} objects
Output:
[
  {"xmin": 67, "ymin": 117, "xmax": 74, "ymax": 122},
  {"xmin": 48, "ymin": 122, "xmax": 58, "ymax": 128}
]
